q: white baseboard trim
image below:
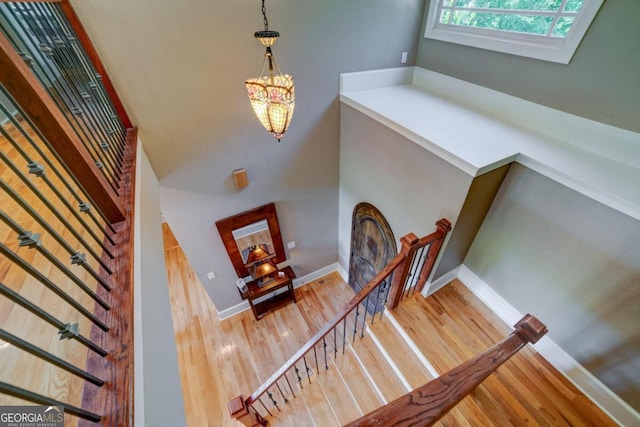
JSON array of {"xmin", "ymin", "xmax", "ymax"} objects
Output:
[
  {"xmin": 292, "ymin": 262, "xmax": 340, "ymax": 288},
  {"xmin": 456, "ymin": 264, "xmax": 640, "ymax": 427},
  {"xmin": 217, "ymin": 263, "xmax": 341, "ymax": 321},
  {"xmin": 217, "ymin": 300, "xmax": 250, "ymax": 321},
  {"xmin": 337, "ymin": 263, "xmax": 348, "ymax": 283},
  {"xmin": 422, "ymin": 264, "xmax": 461, "ymax": 298}
]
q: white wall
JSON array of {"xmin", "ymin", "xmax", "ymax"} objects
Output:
[
  {"xmin": 338, "ymin": 104, "xmax": 472, "ymax": 270},
  {"xmin": 465, "ymin": 164, "xmax": 640, "ymax": 411},
  {"xmin": 134, "ymin": 144, "xmax": 186, "ymax": 426}
]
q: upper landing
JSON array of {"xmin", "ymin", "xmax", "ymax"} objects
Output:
[{"xmin": 339, "ymin": 67, "xmax": 640, "ymax": 221}]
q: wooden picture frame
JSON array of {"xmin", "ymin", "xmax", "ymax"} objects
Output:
[{"xmin": 215, "ymin": 203, "xmax": 286, "ymax": 279}]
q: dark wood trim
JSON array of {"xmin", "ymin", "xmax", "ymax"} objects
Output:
[
  {"xmin": 415, "ymin": 218, "xmax": 451, "ymax": 294},
  {"xmin": 215, "ymin": 203, "xmax": 286, "ymax": 279},
  {"xmin": 345, "ymin": 314, "xmax": 548, "ymax": 427},
  {"xmin": 386, "ymin": 233, "xmax": 418, "ymax": 310},
  {"xmin": 59, "ymin": 0, "xmax": 133, "ymax": 129},
  {"xmin": 79, "ymin": 128, "xmax": 138, "ymax": 427},
  {"xmin": 0, "ymin": 32, "xmax": 125, "ymax": 223}
]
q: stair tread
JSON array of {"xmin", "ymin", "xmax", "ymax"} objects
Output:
[
  {"xmin": 334, "ymin": 346, "xmax": 385, "ymax": 415},
  {"xmin": 369, "ymin": 315, "xmax": 434, "ymax": 389},
  {"xmin": 350, "ymin": 333, "xmax": 408, "ymax": 402},
  {"xmin": 315, "ymin": 358, "xmax": 364, "ymax": 424},
  {"xmin": 299, "ymin": 375, "xmax": 340, "ymax": 426}
]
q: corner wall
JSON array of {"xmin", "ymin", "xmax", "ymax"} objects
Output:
[
  {"xmin": 134, "ymin": 143, "xmax": 186, "ymax": 426},
  {"xmin": 338, "ymin": 104, "xmax": 472, "ymax": 272},
  {"xmin": 464, "ymin": 164, "xmax": 640, "ymax": 412}
]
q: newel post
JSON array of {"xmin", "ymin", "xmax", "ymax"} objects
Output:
[
  {"xmin": 415, "ymin": 218, "xmax": 452, "ymax": 295},
  {"xmin": 386, "ymin": 233, "xmax": 420, "ymax": 310},
  {"xmin": 228, "ymin": 396, "xmax": 265, "ymax": 426}
]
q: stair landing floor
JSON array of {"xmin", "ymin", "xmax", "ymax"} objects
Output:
[{"xmin": 163, "ymin": 224, "xmax": 616, "ymax": 426}]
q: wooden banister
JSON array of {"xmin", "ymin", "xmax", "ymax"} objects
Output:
[
  {"xmin": 229, "ymin": 220, "xmax": 453, "ymax": 426},
  {"xmin": 344, "ymin": 314, "xmax": 548, "ymax": 427},
  {"xmin": 246, "ymin": 252, "xmax": 406, "ymax": 408},
  {"xmin": 386, "ymin": 219, "xmax": 452, "ymax": 310}
]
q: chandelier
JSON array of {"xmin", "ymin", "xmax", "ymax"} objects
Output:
[{"xmin": 245, "ymin": 0, "xmax": 295, "ymax": 142}]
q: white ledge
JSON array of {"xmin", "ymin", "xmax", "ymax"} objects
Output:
[{"xmin": 340, "ymin": 67, "xmax": 640, "ymax": 221}]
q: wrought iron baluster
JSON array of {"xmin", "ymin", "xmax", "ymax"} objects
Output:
[
  {"xmin": 323, "ymin": 336, "xmax": 328, "ymax": 370},
  {"xmin": 1, "ymin": 178, "xmax": 112, "ymax": 288},
  {"xmin": 0, "ymin": 329, "xmax": 104, "ymax": 386},
  {"xmin": 342, "ymin": 317, "xmax": 347, "ymax": 354},
  {"xmin": 360, "ymin": 297, "xmax": 369, "ymax": 338},
  {"xmin": 0, "ymin": 243, "xmax": 109, "ymax": 332},
  {"xmin": 0, "ymin": 381, "xmax": 101, "ymax": 422},
  {"xmin": 0, "ymin": 213, "xmax": 110, "ymax": 310},
  {"xmin": 313, "ymin": 345, "xmax": 319, "ymax": 378},
  {"xmin": 257, "ymin": 397, "xmax": 272, "ymax": 417},
  {"xmin": 303, "ymin": 356, "xmax": 311, "ymax": 384},
  {"xmin": 283, "ymin": 373, "xmax": 295, "ymax": 398},
  {"xmin": 2, "ymin": 5, "xmax": 121, "ymax": 193},
  {"xmin": 266, "ymin": 390, "xmax": 279, "ymax": 411},
  {"xmin": 373, "ymin": 281, "xmax": 383, "ymax": 324},
  {"xmin": 275, "ymin": 381, "xmax": 288, "ymax": 404},
  {"xmin": 0, "ymin": 282, "xmax": 107, "ymax": 356},
  {"xmin": 28, "ymin": 3, "xmax": 124, "ymax": 173},
  {"xmin": 294, "ymin": 363, "xmax": 303, "ymax": 389},
  {"xmin": 333, "ymin": 325, "xmax": 338, "ymax": 359},
  {"xmin": 352, "ymin": 305, "xmax": 360, "ymax": 342},
  {"xmin": 379, "ymin": 280, "xmax": 388, "ymax": 321},
  {"xmin": 0, "ymin": 96, "xmax": 116, "ymax": 238}
]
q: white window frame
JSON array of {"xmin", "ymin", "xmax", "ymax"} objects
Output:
[{"xmin": 424, "ymin": 0, "xmax": 605, "ymax": 64}]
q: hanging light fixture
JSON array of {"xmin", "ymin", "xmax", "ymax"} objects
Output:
[{"xmin": 245, "ymin": 0, "xmax": 295, "ymax": 142}]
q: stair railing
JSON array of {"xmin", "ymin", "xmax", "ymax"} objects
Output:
[
  {"xmin": 228, "ymin": 219, "xmax": 452, "ymax": 426},
  {"xmin": 344, "ymin": 314, "xmax": 548, "ymax": 427}
]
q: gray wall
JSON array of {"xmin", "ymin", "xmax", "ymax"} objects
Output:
[
  {"xmin": 137, "ymin": 149, "xmax": 186, "ymax": 426},
  {"xmin": 465, "ymin": 164, "xmax": 640, "ymax": 411},
  {"xmin": 416, "ymin": 0, "xmax": 640, "ymax": 411},
  {"xmin": 339, "ymin": 105, "xmax": 472, "ymax": 272},
  {"xmin": 70, "ymin": 0, "xmax": 426, "ymax": 312},
  {"xmin": 417, "ymin": 0, "xmax": 640, "ymax": 133}
]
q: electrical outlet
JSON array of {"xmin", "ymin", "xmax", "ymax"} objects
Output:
[
  {"xmin": 401, "ymin": 51, "xmax": 408, "ymax": 64},
  {"xmin": 287, "ymin": 241, "xmax": 296, "ymax": 249},
  {"xmin": 207, "ymin": 271, "xmax": 216, "ymax": 280}
]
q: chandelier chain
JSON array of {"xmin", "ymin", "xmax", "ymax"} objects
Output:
[{"xmin": 261, "ymin": 0, "xmax": 269, "ymax": 31}]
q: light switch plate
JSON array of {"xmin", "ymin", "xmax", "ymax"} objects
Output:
[
  {"xmin": 207, "ymin": 272, "xmax": 216, "ymax": 280},
  {"xmin": 287, "ymin": 241, "xmax": 296, "ymax": 249}
]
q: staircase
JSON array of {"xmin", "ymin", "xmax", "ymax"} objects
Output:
[
  {"xmin": 243, "ymin": 303, "xmax": 429, "ymax": 426},
  {"xmin": 229, "ymin": 221, "xmax": 617, "ymax": 426}
]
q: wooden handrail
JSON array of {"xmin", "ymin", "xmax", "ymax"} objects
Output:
[
  {"xmin": 246, "ymin": 252, "xmax": 406, "ymax": 408},
  {"xmin": 229, "ymin": 219, "xmax": 452, "ymax": 426},
  {"xmin": 344, "ymin": 314, "xmax": 548, "ymax": 427}
]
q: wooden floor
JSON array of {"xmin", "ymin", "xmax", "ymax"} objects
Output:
[{"xmin": 163, "ymin": 224, "xmax": 616, "ymax": 426}]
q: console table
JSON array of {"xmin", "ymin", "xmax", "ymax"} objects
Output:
[{"xmin": 244, "ymin": 266, "xmax": 296, "ymax": 320}]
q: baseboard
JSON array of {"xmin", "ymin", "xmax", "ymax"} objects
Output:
[
  {"xmin": 337, "ymin": 263, "xmax": 348, "ymax": 283},
  {"xmin": 292, "ymin": 262, "xmax": 340, "ymax": 288},
  {"xmin": 217, "ymin": 300, "xmax": 250, "ymax": 321},
  {"xmin": 217, "ymin": 263, "xmax": 341, "ymax": 321},
  {"xmin": 422, "ymin": 264, "xmax": 461, "ymax": 297},
  {"xmin": 456, "ymin": 264, "xmax": 640, "ymax": 427}
]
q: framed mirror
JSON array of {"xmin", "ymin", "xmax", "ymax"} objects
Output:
[{"xmin": 215, "ymin": 203, "xmax": 286, "ymax": 280}]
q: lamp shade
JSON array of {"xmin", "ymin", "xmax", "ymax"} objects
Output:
[
  {"xmin": 245, "ymin": 74, "xmax": 295, "ymax": 141},
  {"xmin": 251, "ymin": 260, "xmax": 277, "ymax": 282}
]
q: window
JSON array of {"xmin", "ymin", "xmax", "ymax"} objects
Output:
[{"xmin": 424, "ymin": 0, "xmax": 605, "ymax": 63}]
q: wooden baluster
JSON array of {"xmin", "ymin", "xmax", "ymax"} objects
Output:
[
  {"xmin": 344, "ymin": 314, "xmax": 548, "ymax": 427},
  {"xmin": 386, "ymin": 233, "xmax": 419, "ymax": 310}
]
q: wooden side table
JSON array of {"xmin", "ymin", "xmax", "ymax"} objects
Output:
[{"xmin": 244, "ymin": 266, "xmax": 296, "ymax": 320}]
